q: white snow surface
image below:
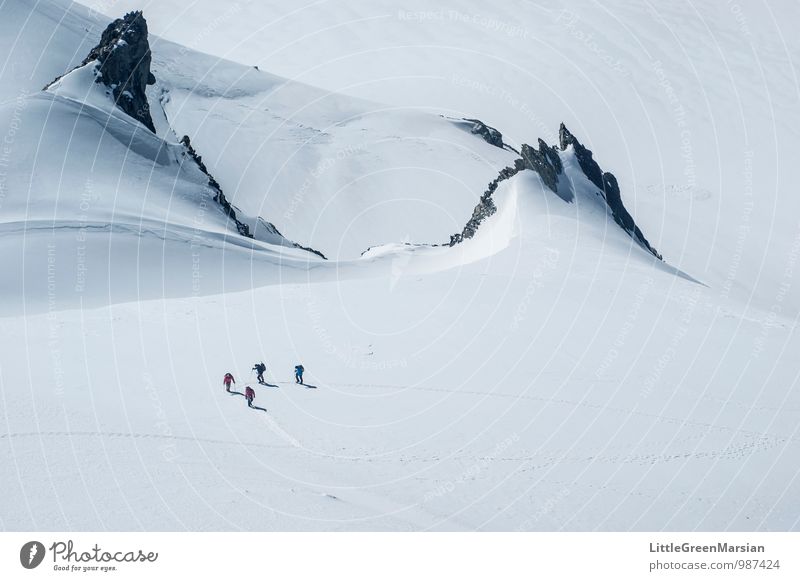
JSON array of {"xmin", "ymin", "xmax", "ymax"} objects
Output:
[{"xmin": 0, "ymin": 0, "xmax": 797, "ymax": 531}]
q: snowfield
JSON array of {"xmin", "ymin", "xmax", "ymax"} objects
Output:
[{"xmin": 0, "ymin": 0, "xmax": 798, "ymax": 531}]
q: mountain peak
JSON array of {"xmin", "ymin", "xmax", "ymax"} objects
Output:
[
  {"xmin": 557, "ymin": 123, "xmax": 662, "ymax": 260},
  {"xmin": 82, "ymin": 11, "xmax": 156, "ymax": 132}
]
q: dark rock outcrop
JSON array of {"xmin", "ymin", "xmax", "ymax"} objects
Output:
[
  {"xmin": 557, "ymin": 123, "xmax": 661, "ymax": 259},
  {"xmin": 254, "ymin": 219, "xmax": 327, "ymax": 260},
  {"xmin": 181, "ymin": 135, "xmax": 252, "ymax": 238},
  {"xmin": 449, "ymin": 163, "xmax": 523, "ymax": 246},
  {"xmin": 46, "ymin": 11, "xmax": 156, "ymax": 132},
  {"xmin": 464, "ymin": 118, "xmax": 505, "ymax": 149},
  {"xmin": 83, "ymin": 11, "xmax": 156, "ymax": 132},
  {"xmin": 180, "ymin": 136, "xmax": 327, "ymax": 259},
  {"xmin": 449, "ymin": 122, "xmax": 662, "ymax": 261},
  {"xmin": 520, "ymin": 138, "xmax": 562, "ymax": 193},
  {"xmin": 558, "ymin": 124, "xmax": 603, "ymax": 190}
]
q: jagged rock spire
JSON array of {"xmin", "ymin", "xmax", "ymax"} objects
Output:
[
  {"xmin": 520, "ymin": 138, "xmax": 562, "ymax": 193},
  {"xmin": 83, "ymin": 11, "xmax": 156, "ymax": 132},
  {"xmin": 557, "ymin": 123, "xmax": 661, "ymax": 259}
]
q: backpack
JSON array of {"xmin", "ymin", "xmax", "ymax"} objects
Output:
[{"xmin": 296, "ymin": 365, "xmax": 304, "ymax": 373}]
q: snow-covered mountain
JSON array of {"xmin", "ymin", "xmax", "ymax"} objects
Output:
[
  {"xmin": 0, "ymin": 0, "xmax": 797, "ymax": 531},
  {"xmin": 108, "ymin": 0, "xmax": 800, "ymax": 313}
]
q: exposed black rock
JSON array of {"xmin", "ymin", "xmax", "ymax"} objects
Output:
[
  {"xmin": 79, "ymin": 11, "xmax": 157, "ymax": 132},
  {"xmin": 180, "ymin": 135, "xmax": 251, "ymax": 238},
  {"xmin": 557, "ymin": 123, "xmax": 661, "ymax": 259},
  {"xmin": 520, "ymin": 138, "xmax": 562, "ymax": 193},
  {"xmin": 463, "ymin": 118, "xmax": 505, "ymax": 149},
  {"xmin": 180, "ymin": 135, "xmax": 327, "ymax": 259},
  {"xmin": 449, "ymin": 164, "xmax": 523, "ymax": 246},
  {"xmin": 539, "ymin": 138, "xmax": 563, "ymax": 174},
  {"xmin": 558, "ymin": 124, "xmax": 603, "ymax": 189},
  {"xmin": 254, "ymin": 218, "xmax": 327, "ymax": 260},
  {"xmin": 45, "ymin": 12, "xmax": 156, "ymax": 131}
]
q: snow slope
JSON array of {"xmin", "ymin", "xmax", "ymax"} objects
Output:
[
  {"xmin": 0, "ymin": 0, "xmax": 100, "ymax": 103},
  {"xmin": 2, "ymin": 171, "xmax": 798, "ymax": 531},
  {"xmin": 0, "ymin": 0, "xmax": 798, "ymax": 531},
  {"xmin": 153, "ymin": 41, "xmax": 516, "ymax": 259}
]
